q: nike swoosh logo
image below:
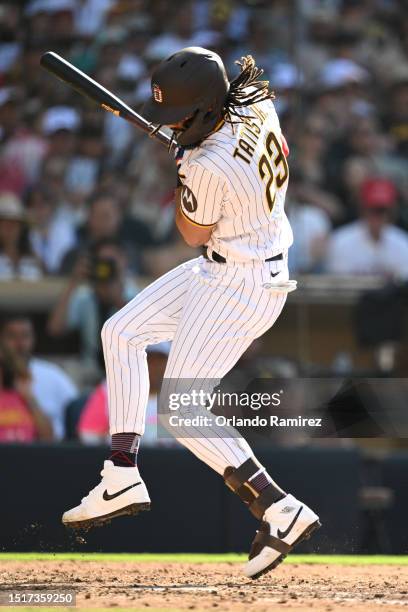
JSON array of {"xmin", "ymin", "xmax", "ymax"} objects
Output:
[
  {"xmin": 271, "ymin": 272, "xmax": 280, "ymax": 278},
  {"xmin": 277, "ymin": 506, "xmax": 303, "ymax": 539},
  {"xmin": 103, "ymin": 482, "xmax": 141, "ymax": 501}
]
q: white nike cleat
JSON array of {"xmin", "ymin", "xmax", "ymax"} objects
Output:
[
  {"xmin": 244, "ymin": 494, "xmax": 321, "ymax": 580},
  {"xmin": 62, "ymin": 460, "xmax": 150, "ymax": 530}
]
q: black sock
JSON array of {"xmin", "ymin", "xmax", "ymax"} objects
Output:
[{"xmin": 109, "ymin": 433, "xmax": 140, "ymax": 467}]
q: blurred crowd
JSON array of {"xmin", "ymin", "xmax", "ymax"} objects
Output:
[
  {"xmin": 0, "ymin": 0, "xmax": 407, "ymax": 282},
  {"xmin": 0, "ymin": 312, "xmax": 173, "ymax": 443},
  {"xmin": 1, "ymin": 0, "xmax": 408, "ymax": 443}
]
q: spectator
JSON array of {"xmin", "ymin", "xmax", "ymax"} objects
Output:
[
  {"xmin": 0, "ymin": 192, "xmax": 42, "ymax": 280},
  {"xmin": 78, "ymin": 342, "xmax": 172, "ymax": 446},
  {"xmin": 326, "ymin": 178, "xmax": 408, "ymax": 279},
  {"xmin": 144, "ymin": 2, "xmax": 195, "ymax": 62},
  {"xmin": 26, "ymin": 184, "xmax": 76, "ymax": 274},
  {"xmin": 291, "ymin": 118, "xmax": 343, "ymax": 222},
  {"xmin": 0, "ymin": 1, "xmax": 407, "ymax": 283},
  {"xmin": 73, "ymin": 0, "xmax": 113, "ymax": 37},
  {"xmin": 287, "ymin": 178, "xmax": 332, "ymax": 274},
  {"xmin": 0, "ymin": 315, "xmax": 77, "ymax": 439},
  {"xmin": 60, "ymin": 190, "xmax": 144, "ymax": 274},
  {"xmin": 382, "ymin": 74, "xmax": 408, "ymax": 158},
  {"xmin": 128, "ymin": 141, "xmax": 175, "ymax": 239},
  {"xmin": 48, "ymin": 238, "xmax": 138, "ymax": 380},
  {"xmin": 0, "ymin": 343, "xmax": 53, "ymax": 442},
  {"xmin": 0, "ymin": 88, "xmax": 47, "ymax": 193},
  {"xmin": 42, "ymin": 106, "xmax": 80, "ymax": 161},
  {"xmin": 64, "ymin": 123, "xmax": 105, "ymax": 202},
  {"xmin": 0, "ymin": 4, "xmax": 21, "ymax": 77},
  {"xmin": 78, "ymin": 380, "xmax": 108, "ymax": 444},
  {"xmin": 327, "ymin": 114, "xmax": 407, "ymax": 223}
]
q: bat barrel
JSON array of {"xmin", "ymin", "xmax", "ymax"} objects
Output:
[{"xmin": 40, "ymin": 52, "xmax": 172, "ymax": 149}]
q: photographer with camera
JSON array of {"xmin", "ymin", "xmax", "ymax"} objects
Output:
[{"xmin": 48, "ymin": 238, "xmax": 139, "ymax": 382}]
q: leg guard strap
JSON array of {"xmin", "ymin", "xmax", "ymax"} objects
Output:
[
  {"xmin": 224, "ymin": 458, "xmax": 262, "ymax": 507},
  {"xmin": 224, "ymin": 458, "xmax": 286, "ymax": 519},
  {"xmin": 249, "ymin": 485, "xmax": 282, "ymax": 520},
  {"xmin": 224, "ymin": 457, "xmax": 262, "ymax": 492},
  {"xmin": 249, "ymin": 522, "xmax": 291, "ymax": 560}
]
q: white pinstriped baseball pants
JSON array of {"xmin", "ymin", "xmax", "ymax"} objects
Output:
[{"xmin": 101, "ymin": 255, "xmax": 288, "ymax": 475}]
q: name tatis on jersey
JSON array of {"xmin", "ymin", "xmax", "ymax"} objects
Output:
[{"xmin": 233, "ymin": 105, "xmax": 267, "ymax": 165}]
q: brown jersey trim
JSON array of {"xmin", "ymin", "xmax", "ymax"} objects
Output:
[{"xmin": 180, "ymin": 207, "xmax": 217, "ymax": 228}]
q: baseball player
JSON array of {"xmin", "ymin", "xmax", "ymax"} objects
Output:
[{"xmin": 63, "ymin": 47, "xmax": 320, "ymax": 579}]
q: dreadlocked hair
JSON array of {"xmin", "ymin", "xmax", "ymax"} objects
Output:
[{"xmin": 223, "ymin": 55, "xmax": 274, "ymax": 129}]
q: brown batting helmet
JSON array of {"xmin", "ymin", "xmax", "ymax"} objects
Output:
[{"xmin": 143, "ymin": 47, "xmax": 230, "ymax": 146}]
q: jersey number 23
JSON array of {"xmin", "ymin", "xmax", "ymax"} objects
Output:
[{"xmin": 258, "ymin": 131, "xmax": 289, "ymax": 214}]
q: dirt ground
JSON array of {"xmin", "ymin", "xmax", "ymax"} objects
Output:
[{"xmin": 1, "ymin": 560, "xmax": 408, "ymax": 611}]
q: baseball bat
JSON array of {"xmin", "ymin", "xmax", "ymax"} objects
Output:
[{"xmin": 40, "ymin": 51, "xmax": 172, "ymax": 148}]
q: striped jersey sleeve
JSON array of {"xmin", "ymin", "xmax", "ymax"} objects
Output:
[{"xmin": 179, "ymin": 162, "xmax": 224, "ymax": 227}]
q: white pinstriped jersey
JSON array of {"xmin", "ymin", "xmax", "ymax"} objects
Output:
[
  {"xmin": 177, "ymin": 98, "xmax": 293, "ymax": 263},
  {"xmin": 102, "ymin": 96, "xmax": 294, "ymax": 482}
]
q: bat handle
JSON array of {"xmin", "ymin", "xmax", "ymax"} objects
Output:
[{"xmin": 148, "ymin": 124, "xmax": 172, "ymax": 146}]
